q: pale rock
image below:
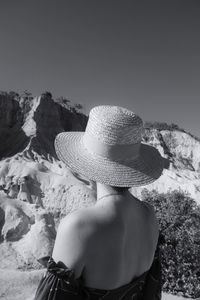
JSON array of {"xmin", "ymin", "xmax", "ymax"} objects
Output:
[
  {"xmin": 0, "ymin": 241, "xmax": 26, "ymax": 269},
  {"xmin": 2, "ymin": 203, "xmax": 31, "ymax": 241},
  {"xmin": 13, "ymin": 211, "xmax": 56, "ymax": 265},
  {"xmin": 0, "ymin": 206, "xmax": 4, "ymax": 241}
]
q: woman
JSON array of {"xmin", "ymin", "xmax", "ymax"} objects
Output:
[{"xmin": 34, "ymin": 105, "xmax": 163, "ymax": 299}]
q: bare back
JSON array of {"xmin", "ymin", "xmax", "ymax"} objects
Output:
[{"xmin": 79, "ymin": 193, "xmax": 159, "ymax": 289}]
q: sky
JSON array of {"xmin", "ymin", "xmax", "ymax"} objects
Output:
[{"xmin": 0, "ymin": 0, "xmax": 200, "ymax": 137}]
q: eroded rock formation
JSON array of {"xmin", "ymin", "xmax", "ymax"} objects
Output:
[{"xmin": 0, "ymin": 92, "xmax": 199, "ymax": 270}]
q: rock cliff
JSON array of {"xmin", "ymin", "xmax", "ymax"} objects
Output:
[
  {"xmin": 131, "ymin": 128, "xmax": 200, "ymax": 204},
  {"xmin": 0, "ymin": 92, "xmax": 199, "ymax": 270}
]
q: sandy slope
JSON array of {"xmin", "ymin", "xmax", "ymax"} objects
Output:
[{"xmin": 0, "ymin": 269, "xmax": 43, "ymax": 300}]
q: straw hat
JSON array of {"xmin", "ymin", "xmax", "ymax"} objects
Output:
[{"xmin": 55, "ymin": 105, "xmax": 163, "ymax": 187}]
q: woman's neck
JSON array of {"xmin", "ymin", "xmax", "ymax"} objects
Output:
[{"xmin": 96, "ymin": 183, "xmax": 127, "ymax": 202}]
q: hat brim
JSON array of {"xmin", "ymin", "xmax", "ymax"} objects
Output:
[{"xmin": 55, "ymin": 132, "xmax": 164, "ymax": 187}]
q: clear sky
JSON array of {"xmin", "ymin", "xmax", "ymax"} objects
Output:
[{"xmin": 0, "ymin": 0, "xmax": 200, "ymax": 137}]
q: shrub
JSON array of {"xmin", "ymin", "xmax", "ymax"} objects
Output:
[
  {"xmin": 144, "ymin": 121, "xmax": 184, "ymax": 132},
  {"xmin": 41, "ymin": 91, "xmax": 52, "ymax": 99},
  {"xmin": 0, "ymin": 91, "xmax": 20, "ymax": 101},
  {"xmin": 20, "ymin": 90, "xmax": 33, "ymax": 101},
  {"xmin": 142, "ymin": 189, "xmax": 200, "ymax": 298},
  {"xmin": 144, "ymin": 121, "xmax": 200, "ymax": 142},
  {"xmin": 74, "ymin": 103, "xmax": 83, "ymax": 110}
]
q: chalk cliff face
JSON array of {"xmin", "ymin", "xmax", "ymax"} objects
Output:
[
  {"xmin": 0, "ymin": 93, "xmax": 199, "ymax": 269},
  {"xmin": 131, "ymin": 129, "xmax": 200, "ymax": 204},
  {"xmin": 0, "ymin": 94, "xmax": 87, "ymax": 159}
]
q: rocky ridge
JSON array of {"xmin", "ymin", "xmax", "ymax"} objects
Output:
[
  {"xmin": 132, "ymin": 128, "xmax": 200, "ymax": 203},
  {"xmin": 0, "ymin": 93, "xmax": 199, "ymax": 270}
]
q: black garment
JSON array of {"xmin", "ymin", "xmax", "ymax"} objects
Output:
[{"xmin": 34, "ymin": 245, "xmax": 162, "ymax": 300}]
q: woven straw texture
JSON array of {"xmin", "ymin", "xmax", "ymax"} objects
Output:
[{"xmin": 55, "ymin": 106, "xmax": 163, "ymax": 187}]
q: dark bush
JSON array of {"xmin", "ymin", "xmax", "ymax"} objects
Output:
[
  {"xmin": 142, "ymin": 189, "xmax": 200, "ymax": 298},
  {"xmin": 41, "ymin": 91, "xmax": 52, "ymax": 100},
  {"xmin": 144, "ymin": 121, "xmax": 200, "ymax": 142},
  {"xmin": 74, "ymin": 103, "xmax": 83, "ymax": 110},
  {"xmin": 20, "ymin": 90, "xmax": 33, "ymax": 101},
  {"xmin": 144, "ymin": 121, "xmax": 184, "ymax": 132},
  {"xmin": 0, "ymin": 90, "xmax": 20, "ymax": 101},
  {"xmin": 55, "ymin": 96, "xmax": 71, "ymax": 108}
]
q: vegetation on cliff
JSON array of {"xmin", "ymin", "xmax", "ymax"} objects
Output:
[
  {"xmin": 144, "ymin": 121, "xmax": 200, "ymax": 142},
  {"xmin": 0, "ymin": 90, "xmax": 84, "ymax": 115},
  {"xmin": 143, "ymin": 190, "xmax": 200, "ymax": 298}
]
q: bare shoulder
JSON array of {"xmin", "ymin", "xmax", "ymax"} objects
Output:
[
  {"xmin": 55, "ymin": 208, "xmax": 95, "ymax": 248},
  {"xmin": 52, "ymin": 208, "xmax": 93, "ymax": 277},
  {"xmin": 59, "ymin": 208, "xmax": 90, "ymax": 229}
]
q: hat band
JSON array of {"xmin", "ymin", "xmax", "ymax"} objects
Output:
[{"xmin": 82, "ymin": 134, "xmax": 140, "ymax": 161}]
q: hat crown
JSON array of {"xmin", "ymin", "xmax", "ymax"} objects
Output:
[
  {"xmin": 85, "ymin": 105, "xmax": 143, "ymax": 145},
  {"xmin": 55, "ymin": 105, "xmax": 163, "ymax": 187}
]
